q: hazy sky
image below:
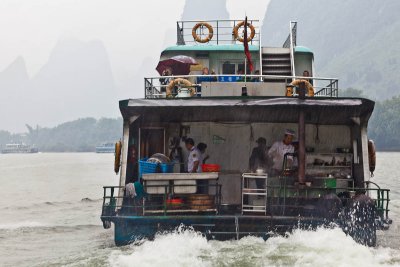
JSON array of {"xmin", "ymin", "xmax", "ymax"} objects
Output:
[
  {"xmin": 0, "ymin": 0, "xmax": 269, "ymax": 132},
  {"xmin": 0, "ymin": 0, "xmax": 269, "ymax": 75}
]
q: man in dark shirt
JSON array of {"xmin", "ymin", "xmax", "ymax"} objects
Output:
[{"xmin": 249, "ymin": 137, "xmax": 268, "ymax": 189}]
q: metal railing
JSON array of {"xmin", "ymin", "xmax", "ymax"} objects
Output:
[
  {"xmin": 101, "ymin": 183, "xmax": 222, "ymax": 218},
  {"xmin": 283, "ymin": 21, "xmax": 297, "ymax": 48},
  {"xmin": 176, "ymin": 19, "xmax": 261, "ymax": 46},
  {"xmin": 144, "ymin": 74, "xmax": 340, "ymax": 98},
  {"xmin": 314, "ymin": 79, "xmax": 339, "ymax": 97},
  {"xmin": 265, "ymin": 183, "xmax": 390, "ymax": 220}
]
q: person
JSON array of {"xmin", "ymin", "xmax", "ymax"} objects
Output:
[
  {"xmin": 197, "ymin": 142, "xmax": 210, "ymax": 164},
  {"xmin": 251, "ymin": 70, "xmax": 261, "ymax": 82},
  {"xmin": 159, "ymin": 68, "xmax": 172, "ymax": 93},
  {"xmin": 249, "ymin": 137, "xmax": 268, "ymax": 189},
  {"xmin": 210, "ymin": 69, "xmax": 217, "ymax": 81},
  {"xmin": 169, "ymin": 137, "xmax": 184, "ymax": 173},
  {"xmin": 268, "ymin": 129, "xmax": 295, "ymax": 176},
  {"xmin": 302, "ymin": 70, "xmax": 313, "ymax": 85},
  {"xmin": 185, "ymin": 138, "xmax": 202, "ymax": 173},
  {"xmin": 196, "ymin": 67, "xmax": 216, "ymax": 96}
]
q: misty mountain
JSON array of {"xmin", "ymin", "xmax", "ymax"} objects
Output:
[
  {"xmin": 0, "ymin": 57, "xmax": 30, "ymax": 132},
  {"xmin": 0, "ymin": 39, "xmax": 118, "ymax": 132},
  {"xmin": 262, "ymin": 0, "xmax": 400, "ymax": 100}
]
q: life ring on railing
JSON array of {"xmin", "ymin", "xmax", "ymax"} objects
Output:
[
  {"xmin": 286, "ymin": 85, "xmax": 294, "ymax": 97},
  {"xmin": 233, "ymin": 21, "xmax": 256, "ymax": 42},
  {"xmin": 368, "ymin": 139, "xmax": 376, "ymax": 176},
  {"xmin": 114, "ymin": 141, "xmax": 122, "ymax": 174},
  {"xmin": 192, "ymin": 22, "xmax": 214, "ymax": 43},
  {"xmin": 166, "ymin": 78, "xmax": 195, "ymax": 98},
  {"xmin": 290, "ymin": 79, "xmax": 315, "ymax": 97}
]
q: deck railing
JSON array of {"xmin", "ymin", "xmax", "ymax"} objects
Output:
[
  {"xmin": 101, "ymin": 182, "xmax": 390, "ymax": 224},
  {"xmin": 101, "ymin": 183, "xmax": 222, "ymax": 218},
  {"xmin": 176, "ymin": 19, "xmax": 260, "ymax": 46},
  {"xmin": 144, "ymin": 75, "xmax": 340, "ymax": 98},
  {"xmin": 265, "ymin": 183, "xmax": 390, "ymax": 220}
]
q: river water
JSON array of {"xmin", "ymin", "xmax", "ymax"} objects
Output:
[{"xmin": 0, "ymin": 152, "xmax": 399, "ymax": 267}]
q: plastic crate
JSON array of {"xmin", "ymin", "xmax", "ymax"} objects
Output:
[{"xmin": 139, "ymin": 158, "xmax": 174, "ymax": 179}]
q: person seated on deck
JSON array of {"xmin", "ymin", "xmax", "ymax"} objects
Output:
[
  {"xmin": 249, "ymin": 137, "xmax": 268, "ymax": 189},
  {"xmin": 237, "ymin": 69, "xmax": 251, "ymax": 82},
  {"xmin": 268, "ymin": 129, "xmax": 295, "ymax": 176},
  {"xmin": 251, "ymin": 70, "xmax": 261, "ymax": 82},
  {"xmin": 196, "ymin": 67, "xmax": 217, "ymax": 96},
  {"xmin": 185, "ymin": 138, "xmax": 202, "ymax": 173}
]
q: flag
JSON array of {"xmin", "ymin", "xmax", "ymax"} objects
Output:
[{"xmin": 243, "ymin": 16, "xmax": 254, "ymax": 72}]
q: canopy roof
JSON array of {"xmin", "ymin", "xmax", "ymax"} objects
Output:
[{"xmin": 119, "ymin": 97, "xmax": 374, "ymax": 125}]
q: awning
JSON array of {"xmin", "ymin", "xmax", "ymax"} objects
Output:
[{"xmin": 119, "ymin": 97, "xmax": 374, "ymax": 125}]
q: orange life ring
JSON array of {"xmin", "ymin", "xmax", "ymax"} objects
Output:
[
  {"xmin": 286, "ymin": 86, "xmax": 294, "ymax": 97},
  {"xmin": 290, "ymin": 79, "xmax": 315, "ymax": 97},
  {"xmin": 368, "ymin": 139, "xmax": 376, "ymax": 176},
  {"xmin": 166, "ymin": 78, "xmax": 195, "ymax": 98},
  {"xmin": 114, "ymin": 141, "xmax": 122, "ymax": 174},
  {"xmin": 233, "ymin": 21, "xmax": 256, "ymax": 42},
  {"xmin": 192, "ymin": 22, "xmax": 214, "ymax": 43}
]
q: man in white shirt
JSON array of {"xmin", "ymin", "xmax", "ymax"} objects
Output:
[
  {"xmin": 268, "ymin": 129, "xmax": 295, "ymax": 176},
  {"xmin": 185, "ymin": 138, "xmax": 202, "ymax": 173}
]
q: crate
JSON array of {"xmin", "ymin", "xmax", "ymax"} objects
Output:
[
  {"xmin": 139, "ymin": 158, "xmax": 174, "ymax": 179},
  {"xmin": 173, "ymin": 180, "xmax": 197, "ymax": 194}
]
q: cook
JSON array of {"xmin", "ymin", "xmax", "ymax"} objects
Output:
[{"xmin": 268, "ymin": 129, "xmax": 295, "ymax": 176}]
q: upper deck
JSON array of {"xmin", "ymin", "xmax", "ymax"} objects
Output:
[{"xmin": 143, "ymin": 20, "xmax": 339, "ymax": 100}]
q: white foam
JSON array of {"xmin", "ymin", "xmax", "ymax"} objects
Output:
[{"xmin": 109, "ymin": 227, "xmax": 400, "ymax": 267}]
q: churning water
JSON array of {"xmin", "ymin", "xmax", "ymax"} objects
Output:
[{"xmin": 0, "ymin": 153, "xmax": 399, "ymax": 267}]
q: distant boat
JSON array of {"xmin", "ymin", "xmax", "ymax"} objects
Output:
[
  {"xmin": 1, "ymin": 143, "xmax": 39, "ymax": 154},
  {"xmin": 95, "ymin": 143, "xmax": 115, "ymax": 153}
]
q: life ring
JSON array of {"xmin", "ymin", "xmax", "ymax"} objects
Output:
[
  {"xmin": 368, "ymin": 139, "xmax": 376, "ymax": 176},
  {"xmin": 290, "ymin": 79, "xmax": 315, "ymax": 97},
  {"xmin": 233, "ymin": 21, "xmax": 256, "ymax": 42},
  {"xmin": 166, "ymin": 78, "xmax": 195, "ymax": 98},
  {"xmin": 114, "ymin": 141, "xmax": 122, "ymax": 174},
  {"xmin": 286, "ymin": 86, "xmax": 294, "ymax": 97},
  {"xmin": 192, "ymin": 22, "xmax": 214, "ymax": 43}
]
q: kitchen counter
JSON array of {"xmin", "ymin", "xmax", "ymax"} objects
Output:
[{"xmin": 142, "ymin": 172, "xmax": 219, "ymax": 181}]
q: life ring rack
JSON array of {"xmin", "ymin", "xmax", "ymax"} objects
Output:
[
  {"xmin": 192, "ymin": 22, "xmax": 214, "ymax": 43},
  {"xmin": 114, "ymin": 140, "xmax": 122, "ymax": 174},
  {"xmin": 233, "ymin": 21, "xmax": 256, "ymax": 43},
  {"xmin": 166, "ymin": 78, "xmax": 195, "ymax": 98},
  {"xmin": 368, "ymin": 139, "xmax": 376, "ymax": 177}
]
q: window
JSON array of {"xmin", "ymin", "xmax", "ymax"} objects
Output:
[
  {"xmin": 221, "ymin": 61, "xmax": 254, "ymax": 75},
  {"xmin": 222, "ymin": 62, "xmax": 236, "ymax": 74}
]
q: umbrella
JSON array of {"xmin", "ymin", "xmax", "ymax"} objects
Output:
[{"xmin": 156, "ymin": 55, "xmax": 198, "ymax": 76}]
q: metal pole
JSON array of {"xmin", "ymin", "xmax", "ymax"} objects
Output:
[{"xmin": 298, "ymin": 82, "xmax": 306, "ymax": 184}]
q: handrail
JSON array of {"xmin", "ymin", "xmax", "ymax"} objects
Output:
[
  {"xmin": 101, "ymin": 183, "xmax": 222, "ymax": 217},
  {"xmin": 144, "ymin": 74, "xmax": 339, "ymax": 98},
  {"xmin": 176, "ymin": 19, "xmax": 261, "ymax": 46}
]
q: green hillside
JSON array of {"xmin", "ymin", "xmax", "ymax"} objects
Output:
[
  {"xmin": 262, "ymin": 0, "xmax": 400, "ymax": 100},
  {"xmin": 0, "ymin": 117, "xmax": 122, "ymax": 152}
]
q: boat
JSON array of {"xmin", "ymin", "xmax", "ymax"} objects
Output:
[
  {"xmin": 1, "ymin": 143, "xmax": 39, "ymax": 154},
  {"xmin": 96, "ymin": 143, "xmax": 115, "ymax": 153},
  {"xmin": 101, "ymin": 19, "xmax": 392, "ymax": 247}
]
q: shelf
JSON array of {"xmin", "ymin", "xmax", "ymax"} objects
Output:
[{"xmin": 307, "ymin": 165, "xmax": 351, "ymax": 169}]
